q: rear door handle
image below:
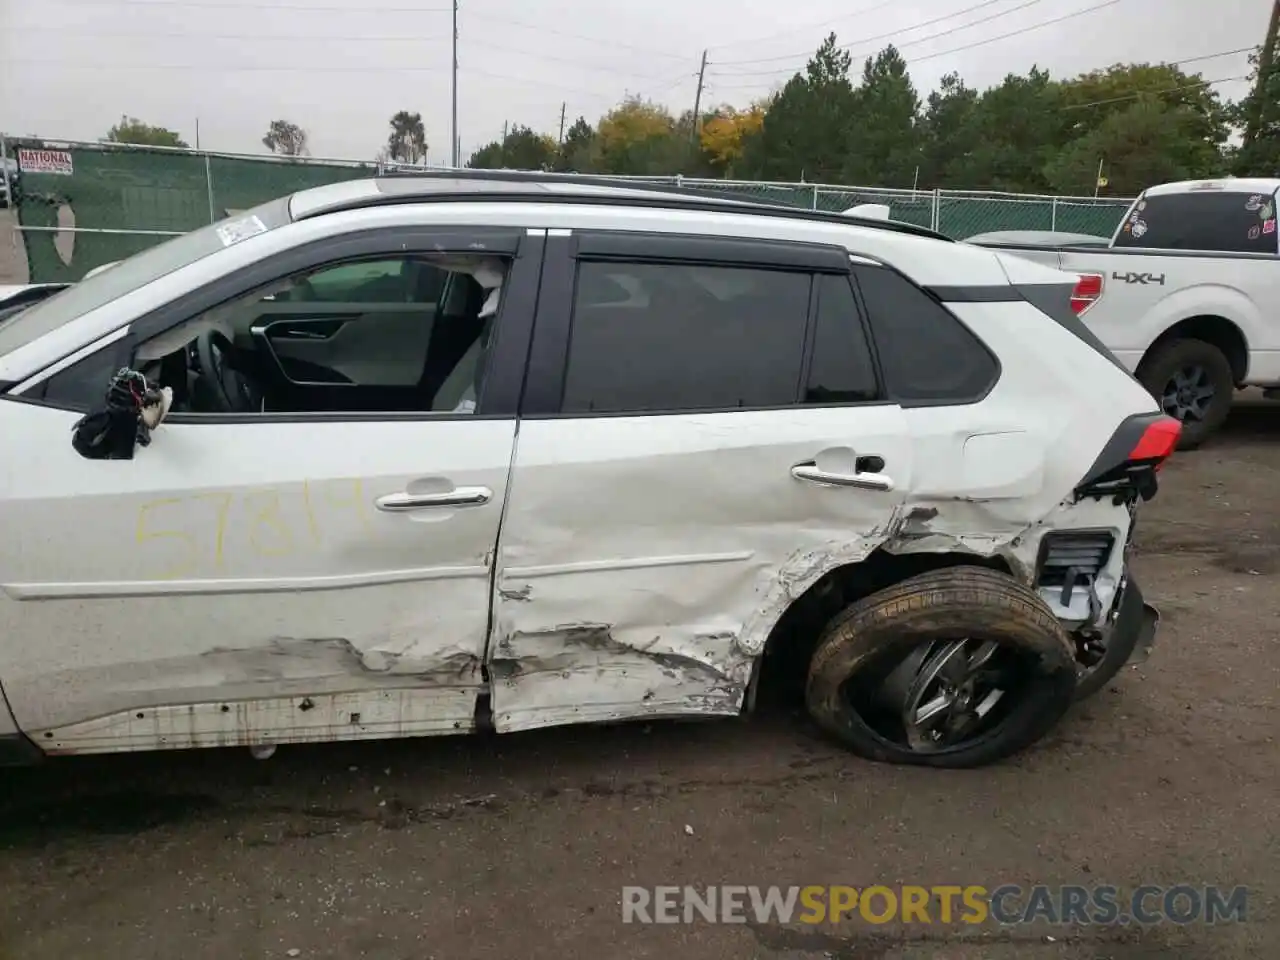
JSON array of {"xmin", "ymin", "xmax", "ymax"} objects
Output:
[
  {"xmin": 792, "ymin": 462, "xmax": 895, "ymax": 492},
  {"xmin": 375, "ymin": 486, "xmax": 492, "ymax": 512}
]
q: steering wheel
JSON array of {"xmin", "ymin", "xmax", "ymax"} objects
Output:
[{"xmin": 194, "ymin": 329, "xmax": 261, "ymax": 413}]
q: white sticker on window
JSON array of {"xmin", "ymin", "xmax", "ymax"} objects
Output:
[{"xmin": 215, "ymin": 214, "xmax": 268, "ymax": 247}]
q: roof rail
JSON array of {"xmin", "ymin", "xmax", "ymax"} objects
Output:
[{"xmin": 320, "ymin": 169, "xmax": 954, "ymax": 242}]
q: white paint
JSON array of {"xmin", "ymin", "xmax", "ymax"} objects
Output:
[
  {"xmin": 844, "ymin": 204, "xmax": 890, "ymax": 220},
  {"xmin": 490, "ymin": 405, "xmax": 913, "ymax": 732},
  {"xmin": 0, "ymin": 187, "xmax": 1160, "ymax": 755},
  {"xmin": 0, "ymin": 402, "xmax": 514, "ymax": 737}
]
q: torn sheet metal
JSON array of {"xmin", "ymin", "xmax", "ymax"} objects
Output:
[{"xmin": 488, "ymin": 614, "xmax": 752, "ymax": 735}]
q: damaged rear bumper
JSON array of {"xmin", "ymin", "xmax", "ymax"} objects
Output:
[{"xmin": 1107, "ymin": 572, "xmax": 1159, "ymax": 665}]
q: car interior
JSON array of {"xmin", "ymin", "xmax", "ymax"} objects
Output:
[{"xmin": 132, "ymin": 254, "xmax": 507, "ymax": 416}]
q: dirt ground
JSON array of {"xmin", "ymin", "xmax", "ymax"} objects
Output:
[{"xmin": 1, "ymin": 402, "xmax": 1278, "ymax": 960}]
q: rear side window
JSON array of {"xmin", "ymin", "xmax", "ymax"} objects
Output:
[
  {"xmin": 1114, "ymin": 191, "xmax": 1279, "ymax": 253},
  {"xmin": 561, "ymin": 261, "xmax": 812, "ymax": 413},
  {"xmin": 805, "ymin": 274, "xmax": 879, "ymax": 404},
  {"xmin": 852, "ymin": 264, "xmax": 997, "ymax": 404}
]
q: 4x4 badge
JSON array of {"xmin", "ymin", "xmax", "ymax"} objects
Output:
[{"xmin": 1111, "ymin": 271, "xmax": 1166, "ymax": 285}]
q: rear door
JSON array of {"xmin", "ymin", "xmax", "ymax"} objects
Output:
[{"xmin": 488, "ymin": 231, "xmax": 913, "ymax": 732}]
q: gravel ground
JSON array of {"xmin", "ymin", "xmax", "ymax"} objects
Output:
[{"xmin": 1, "ymin": 401, "xmax": 1278, "ymax": 960}]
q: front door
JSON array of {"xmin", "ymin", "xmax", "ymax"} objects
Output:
[
  {"xmin": 0, "ymin": 228, "xmax": 542, "ymax": 754},
  {"xmin": 488, "ymin": 232, "xmax": 913, "ymax": 733}
]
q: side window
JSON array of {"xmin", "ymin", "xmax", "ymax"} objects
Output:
[
  {"xmin": 561, "ymin": 260, "xmax": 812, "ymax": 414},
  {"xmin": 277, "ymin": 259, "xmax": 447, "ymax": 304},
  {"xmin": 39, "ymin": 345, "xmax": 123, "ymax": 410},
  {"xmin": 114, "ymin": 254, "xmax": 508, "ymax": 417},
  {"xmin": 1113, "ymin": 191, "xmax": 1279, "ymax": 253},
  {"xmin": 853, "ymin": 264, "xmax": 997, "ymax": 403},
  {"xmin": 804, "ymin": 274, "xmax": 879, "ymax": 404}
]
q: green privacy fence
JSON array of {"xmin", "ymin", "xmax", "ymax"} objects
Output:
[{"xmin": 1, "ymin": 137, "xmax": 1133, "ymax": 283}]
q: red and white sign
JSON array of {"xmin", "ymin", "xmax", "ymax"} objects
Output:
[{"xmin": 16, "ymin": 148, "xmax": 74, "ymax": 176}]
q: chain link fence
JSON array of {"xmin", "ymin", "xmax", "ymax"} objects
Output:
[{"xmin": 0, "ymin": 136, "xmax": 1134, "ymax": 283}]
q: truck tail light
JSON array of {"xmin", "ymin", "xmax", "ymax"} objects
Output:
[{"xmin": 1070, "ymin": 273, "xmax": 1104, "ymax": 315}]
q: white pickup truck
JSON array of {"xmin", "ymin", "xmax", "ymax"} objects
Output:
[{"xmin": 969, "ymin": 177, "xmax": 1280, "ymax": 448}]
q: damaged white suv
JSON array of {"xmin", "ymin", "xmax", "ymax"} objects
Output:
[{"xmin": 0, "ymin": 173, "xmax": 1173, "ymax": 769}]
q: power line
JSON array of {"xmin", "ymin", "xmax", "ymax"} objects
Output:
[
  {"xmin": 6, "ymin": 59, "xmax": 454, "ymax": 73},
  {"xmin": 704, "ymin": 0, "xmax": 901, "ymax": 53},
  {"xmin": 50, "ymin": 0, "xmax": 453, "ymax": 10},
  {"xmin": 909, "ymin": 0, "xmax": 1124, "ymax": 65},
  {"xmin": 44, "ymin": 0, "xmax": 694, "ymax": 61},
  {"xmin": 708, "ymin": 0, "xmax": 1125, "ymax": 89},
  {"xmin": 462, "ymin": 40, "xmax": 678, "ymax": 82},
  {"xmin": 462, "ymin": 13, "xmax": 695, "ymax": 61},
  {"xmin": 1063, "ymin": 75, "xmax": 1249, "ymax": 110},
  {"xmin": 9, "ymin": 25, "xmax": 454, "ymax": 42},
  {"xmin": 715, "ymin": 0, "xmax": 1052, "ymax": 79},
  {"xmin": 712, "ymin": 0, "xmax": 1018, "ymax": 66},
  {"xmin": 7, "ymin": 24, "xmax": 679, "ymax": 82}
]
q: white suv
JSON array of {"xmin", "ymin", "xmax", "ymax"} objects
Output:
[{"xmin": 0, "ymin": 174, "xmax": 1173, "ymax": 769}]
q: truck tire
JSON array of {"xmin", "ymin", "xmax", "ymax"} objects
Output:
[
  {"xmin": 805, "ymin": 566, "xmax": 1077, "ymax": 769},
  {"xmin": 1137, "ymin": 338, "xmax": 1234, "ymax": 450}
]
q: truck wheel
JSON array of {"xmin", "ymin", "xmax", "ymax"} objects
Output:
[
  {"xmin": 1137, "ymin": 338, "xmax": 1234, "ymax": 450},
  {"xmin": 805, "ymin": 566, "xmax": 1077, "ymax": 769}
]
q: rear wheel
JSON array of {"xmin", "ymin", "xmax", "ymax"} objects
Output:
[
  {"xmin": 805, "ymin": 567, "xmax": 1077, "ymax": 768},
  {"xmin": 1137, "ymin": 338, "xmax": 1234, "ymax": 450}
]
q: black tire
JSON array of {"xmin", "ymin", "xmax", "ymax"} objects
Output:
[
  {"xmin": 1137, "ymin": 338, "xmax": 1234, "ymax": 450},
  {"xmin": 805, "ymin": 566, "xmax": 1078, "ymax": 769}
]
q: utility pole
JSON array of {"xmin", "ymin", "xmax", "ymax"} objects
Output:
[
  {"xmin": 194, "ymin": 117, "xmax": 200, "ymax": 150},
  {"xmin": 450, "ymin": 0, "xmax": 459, "ymax": 167},
  {"xmin": 1246, "ymin": 0, "xmax": 1280, "ymax": 149},
  {"xmin": 501, "ymin": 120, "xmax": 507, "ymax": 167},
  {"xmin": 690, "ymin": 49, "xmax": 708, "ymax": 149},
  {"xmin": 558, "ymin": 102, "xmax": 567, "ymax": 145}
]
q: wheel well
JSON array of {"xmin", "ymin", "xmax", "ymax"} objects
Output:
[
  {"xmin": 1141, "ymin": 316, "xmax": 1248, "ymax": 384},
  {"xmin": 750, "ymin": 550, "xmax": 1013, "ymax": 710}
]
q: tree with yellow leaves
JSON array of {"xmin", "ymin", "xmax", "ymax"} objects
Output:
[
  {"xmin": 593, "ymin": 97, "xmax": 683, "ymax": 175},
  {"xmin": 699, "ymin": 104, "xmax": 766, "ymax": 175}
]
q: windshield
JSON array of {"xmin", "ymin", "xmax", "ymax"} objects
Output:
[{"xmin": 0, "ymin": 196, "xmax": 292, "ymax": 360}]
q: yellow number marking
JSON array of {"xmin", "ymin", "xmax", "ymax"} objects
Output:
[
  {"xmin": 193, "ymin": 492, "xmax": 233, "ymax": 570},
  {"xmin": 245, "ymin": 489, "xmax": 295, "ymax": 557},
  {"xmin": 135, "ymin": 498, "xmax": 200, "ymax": 580},
  {"xmin": 321, "ymin": 477, "xmax": 370, "ymax": 531}
]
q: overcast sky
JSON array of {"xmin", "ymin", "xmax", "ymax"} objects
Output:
[{"xmin": 0, "ymin": 0, "xmax": 1270, "ymax": 163}]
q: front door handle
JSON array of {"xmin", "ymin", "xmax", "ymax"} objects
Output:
[
  {"xmin": 375, "ymin": 486, "xmax": 493, "ymax": 512},
  {"xmin": 792, "ymin": 462, "xmax": 895, "ymax": 492}
]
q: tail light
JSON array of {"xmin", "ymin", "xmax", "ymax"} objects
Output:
[
  {"xmin": 1127, "ymin": 416, "xmax": 1181, "ymax": 471},
  {"xmin": 1070, "ymin": 273, "xmax": 1104, "ymax": 315},
  {"xmin": 1076, "ymin": 414, "xmax": 1181, "ymax": 502}
]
